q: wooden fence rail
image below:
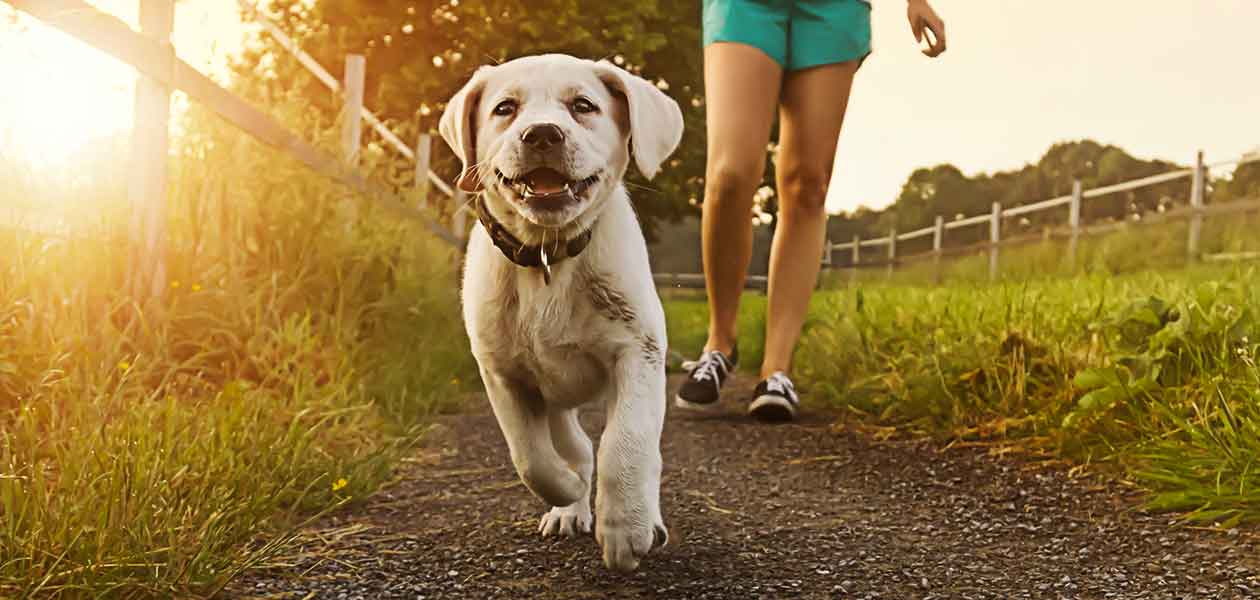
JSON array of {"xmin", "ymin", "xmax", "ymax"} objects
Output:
[
  {"xmin": 830, "ymin": 149, "xmax": 1260, "ymax": 282},
  {"xmin": 235, "ymin": 0, "xmax": 456, "ymax": 199},
  {"xmin": 6, "ymin": 0, "xmax": 462, "ymax": 299}
]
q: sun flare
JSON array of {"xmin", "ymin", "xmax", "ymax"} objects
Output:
[
  {"xmin": 0, "ymin": 17, "xmax": 135, "ymax": 165},
  {"xmin": 0, "ymin": 0, "xmax": 244, "ymax": 169}
]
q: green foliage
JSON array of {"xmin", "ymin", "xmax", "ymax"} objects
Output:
[
  {"xmin": 0, "ymin": 95, "xmax": 476, "ymax": 596},
  {"xmin": 238, "ymin": 0, "xmax": 705, "ymax": 239},
  {"xmin": 1217, "ymin": 159, "xmax": 1260, "ymax": 203}
]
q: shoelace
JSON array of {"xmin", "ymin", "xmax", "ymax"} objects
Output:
[
  {"xmin": 682, "ymin": 351, "xmax": 729, "ymax": 385},
  {"xmin": 764, "ymin": 372, "xmax": 796, "ymax": 400}
]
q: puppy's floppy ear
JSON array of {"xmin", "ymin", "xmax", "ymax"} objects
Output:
[
  {"xmin": 439, "ymin": 67, "xmax": 489, "ymax": 192},
  {"xmin": 595, "ymin": 62, "xmax": 684, "ymax": 181}
]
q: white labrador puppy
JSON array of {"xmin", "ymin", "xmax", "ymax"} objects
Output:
[{"xmin": 439, "ymin": 54, "xmax": 683, "ymax": 572}]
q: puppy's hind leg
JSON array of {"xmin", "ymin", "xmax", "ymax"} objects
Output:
[
  {"xmin": 482, "ymin": 369, "xmax": 586, "ymax": 508},
  {"xmin": 539, "ymin": 408, "xmax": 594, "ymax": 537}
]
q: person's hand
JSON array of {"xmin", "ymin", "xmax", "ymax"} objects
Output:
[{"xmin": 907, "ymin": 0, "xmax": 946, "ymax": 57}]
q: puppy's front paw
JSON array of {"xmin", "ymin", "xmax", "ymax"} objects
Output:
[
  {"xmin": 595, "ymin": 512, "xmax": 668, "ymax": 572},
  {"xmin": 538, "ymin": 500, "xmax": 592, "ymax": 538}
]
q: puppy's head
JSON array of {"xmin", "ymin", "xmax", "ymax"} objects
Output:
[{"xmin": 440, "ymin": 54, "xmax": 683, "ymax": 231}]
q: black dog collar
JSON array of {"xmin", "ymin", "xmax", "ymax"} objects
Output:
[{"xmin": 474, "ymin": 195, "xmax": 593, "ymax": 284}]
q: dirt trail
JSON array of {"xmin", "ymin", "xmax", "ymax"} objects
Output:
[{"xmin": 230, "ymin": 375, "xmax": 1259, "ymax": 599}]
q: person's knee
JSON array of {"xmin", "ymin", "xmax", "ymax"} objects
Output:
[
  {"xmin": 704, "ymin": 164, "xmax": 761, "ymax": 209},
  {"xmin": 778, "ymin": 164, "xmax": 831, "ymax": 218}
]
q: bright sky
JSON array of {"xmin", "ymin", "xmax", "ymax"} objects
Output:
[
  {"xmin": 827, "ymin": 0, "xmax": 1260, "ymax": 213},
  {"xmin": 1, "ymin": 1, "xmax": 1256, "ymax": 213},
  {"xmin": 0, "ymin": 0, "xmax": 245, "ymax": 164}
]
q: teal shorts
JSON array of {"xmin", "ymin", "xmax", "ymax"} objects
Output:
[{"xmin": 703, "ymin": 0, "xmax": 872, "ymax": 71}]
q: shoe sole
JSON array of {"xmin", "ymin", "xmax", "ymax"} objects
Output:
[
  {"xmin": 748, "ymin": 394, "xmax": 798, "ymax": 422},
  {"xmin": 674, "ymin": 394, "xmax": 722, "ymax": 412}
]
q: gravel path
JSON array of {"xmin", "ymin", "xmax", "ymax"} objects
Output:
[{"xmin": 228, "ymin": 375, "xmax": 1259, "ymax": 599}]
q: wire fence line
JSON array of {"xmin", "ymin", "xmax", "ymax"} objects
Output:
[{"xmin": 4, "ymin": 0, "xmax": 465, "ymax": 299}]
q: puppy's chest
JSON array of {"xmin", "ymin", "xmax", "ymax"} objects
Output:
[{"xmin": 498, "ymin": 286, "xmax": 619, "ymax": 357}]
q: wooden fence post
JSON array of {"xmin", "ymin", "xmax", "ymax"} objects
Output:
[
  {"xmin": 340, "ymin": 54, "xmax": 366, "ymax": 166},
  {"xmin": 128, "ymin": 0, "xmax": 175, "ymax": 299},
  {"xmin": 932, "ymin": 214, "xmax": 944, "ymax": 284},
  {"xmin": 1188, "ymin": 149, "xmax": 1205, "ymax": 261},
  {"xmin": 1069, "ymin": 179, "xmax": 1082, "ymax": 267},
  {"xmin": 989, "ymin": 202, "xmax": 1002, "ymax": 281},
  {"xmin": 414, "ymin": 133, "xmax": 432, "ymax": 208},
  {"xmin": 850, "ymin": 234, "xmax": 860, "ymax": 286},
  {"xmin": 340, "ymin": 54, "xmax": 365, "ymax": 224},
  {"xmin": 886, "ymin": 227, "xmax": 897, "ymax": 279}
]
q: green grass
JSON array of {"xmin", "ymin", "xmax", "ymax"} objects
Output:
[
  {"xmin": 666, "ymin": 262, "xmax": 1260, "ymax": 526},
  {"xmin": 662, "ymin": 291, "xmax": 766, "ymax": 370},
  {"xmin": 0, "ymin": 100, "xmax": 477, "ymax": 597}
]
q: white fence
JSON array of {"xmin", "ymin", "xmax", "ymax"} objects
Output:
[
  {"xmin": 6, "ymin": 0, "xmax": 466, "ymax": 298},
  {"xmin": 827, "ymin": 150, "xmax": 1260, "ymax": 280}
]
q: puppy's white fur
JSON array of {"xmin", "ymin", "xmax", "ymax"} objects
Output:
[{"xmin": 440, "ymin": 54, "xmax": 683, "ymax": 572}]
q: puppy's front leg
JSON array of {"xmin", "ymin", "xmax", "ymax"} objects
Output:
[
  {"xmin": 595, "ymin": 351, "xmax": 667, "ymax": 572},
  {"xmin": 481, "ymin": 368, "xmax": 586, "ymax": 508}
]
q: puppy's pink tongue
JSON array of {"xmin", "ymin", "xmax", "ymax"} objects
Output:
[{"xmin": 524, "ymin": 168, "xmax": 568, "ymax": 194}]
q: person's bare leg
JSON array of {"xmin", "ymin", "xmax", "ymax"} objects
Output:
[
  {"xmin": 701, "ymin": 43, "xmax": 783, "ymax": 356},
  {"xmin": 762, "ymin": 61, "xmax": 860, "ymax": 378}
]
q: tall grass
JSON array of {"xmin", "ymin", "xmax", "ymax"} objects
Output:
[
  {"xmin": 0, "ymin": 98, "xmax": 476, "ymax": 596},
  {"xmin": 799, "ymin": 266, "xmax": 1260, "ymax": 523}
]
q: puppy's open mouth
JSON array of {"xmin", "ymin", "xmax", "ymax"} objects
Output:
[{"xmin": 496, "ymin": 168, "xmax": 599, "ymax": 210}]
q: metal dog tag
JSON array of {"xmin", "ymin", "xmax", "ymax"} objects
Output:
[{"xmin": 539, "ymin": 246, "xmax": 553, "ymax": 285}]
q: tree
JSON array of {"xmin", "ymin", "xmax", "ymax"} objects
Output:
[
  {"xmin": 1215, "ymin": 154, "xmax": 1260, "ymax": 203},
  {"xmin": 233, "ymin": 0, "xmax": 705, "ymax": 239}
]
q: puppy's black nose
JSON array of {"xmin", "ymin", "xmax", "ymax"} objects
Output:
[{"xmin": 521, "ymin": 123, "xmax": 565, "ymax": 151}]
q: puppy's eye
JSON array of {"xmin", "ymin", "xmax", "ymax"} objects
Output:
[
  {"xmin": 492, "ymin": 100, "xmax": 517, "ymax": 116},
  {"xmin": 571, "ymin": 97, "xmax": 598, "ymax": 114}
]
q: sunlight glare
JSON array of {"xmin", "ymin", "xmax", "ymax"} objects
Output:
[
  {"xmin": 0, "ymin": 12, "xmax": 136, "ymax": 166},
  {"xmin": 0, "ymin": 1, "xmax": 244, "ymax": 170}
]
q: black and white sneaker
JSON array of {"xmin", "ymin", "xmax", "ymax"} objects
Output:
[
  {"xmin": 674, "ymin": 346, "xmax": 738, "ymax": 411},
  {"xmin": 748, "ymin": 371, "xmax": 799, "ymax": 422}
]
